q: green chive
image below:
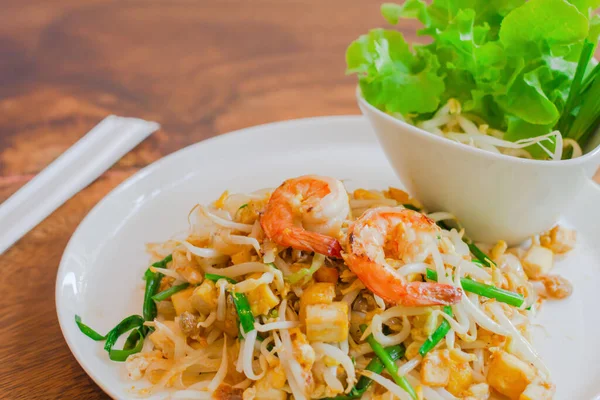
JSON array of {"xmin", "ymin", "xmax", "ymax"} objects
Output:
[
  {"xmin": 109, "ymin": 328, "xmax": 145, "ymax": 362},
  {"xmin": 361, "ymin": 325, "xmax": 417, "ymax": 400},
  {"xmin": 419, "ymin": 306, "xmax": 453, "ymax": 357},
  {"xmin": 74, "ymin": 315, "xmax": 106, "ymax": 341},
  {"xmin": 204, "ymin": 273, "xmax": 237, "ymax": 284},
  {"xmin": 152, "ymin": 283, "xmax": 190, "ymax": 302},
  {"xmin": 426, "ymin": 269, "xmax": 524, "ymax": 307}
]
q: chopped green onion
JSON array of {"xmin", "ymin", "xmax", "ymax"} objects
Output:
[
  {"xmin": 109, "ymin": 328, "xmax": 145, "ymax": 362},
  {"xmin": 238, "ymin": 203, "xmax": 249, "ymax": 209},
  {"xmin": 361, "ymin": 325, "xmax": 417, "ymax": 400},
  {"xmin": 103, "ymin": 315, "xmax": 145, "ymax": 352},
  {"xmin": 287, "ymin": 253, "xmax": 326, "ymax": 284},
  {"xmin": 152, "ymin": 283, "xmax": 190, "ymax": 302},
  {"xmin": 143, "ymin": 254, "xmax": 173, "ymax": 322},
  {"xmin": 74, "ymin": 315, "xmax": 106, "ymax": 341},
  {"xmin": 328, "ymin": 344, "xmax": 405, "ymax": 400},
  {"xmin": 232, "ymin": 291, "xmax": 255, "ymax": 334},
  {"xmin": 202, "ymin": 274, "xmax": 256, "ymax": 334},
  {"xmin": 204, "ymin": 273, "xmax": 237, "ymax": 284},
  {"xmin": 419, "ymin": 306, "xmax": 453, "ymax": 357},
  {"xmin": 144, "ymin": 254, "xmax": 173, "ymax": 280},
  {"xmin": 426, "ymin": 269, "xmax": 524, "ymax": 307},
  {"xmin": 466, "ymin": 242, "xmax": 496, "ymax": 268}
]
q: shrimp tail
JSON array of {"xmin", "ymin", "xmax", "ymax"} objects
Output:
[
  {"xmin": 404, "ymin": 282, "xmax": 463, "ymax": 306},
  {"xmin": 282, "ymin": 227, "xmax": 343, "ymax": 258}
]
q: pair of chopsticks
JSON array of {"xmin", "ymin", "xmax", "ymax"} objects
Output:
[{"xmin": 0, "ymin": 116, "xmax": 160, "ymax": 255}]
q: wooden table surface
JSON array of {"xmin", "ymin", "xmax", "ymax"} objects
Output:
[{"xmin": 0, "ymin": 1, "xmax": 598, "ymax": 399}]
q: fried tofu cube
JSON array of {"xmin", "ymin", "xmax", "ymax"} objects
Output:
[
  {"xmin": 487, "ymin": 351, "xmax": 536, "ymax": 400},
  {"xmin": 447, "ymin": 361, "xmax": 474, "ymax": 396},
  {"xmin": 299, "ymin": 282, "xmax": 336, "ymax": 323},
  {"xmin": 520, "ymin": 378, "xmax": 555, "ymax": 400},
  {"xmin": 305, "ymin": 302, "xmax": 348, "ymax": 342},
  {"xmin": 522, "ymin": 245, "xmax": 554, "ymax": 279},
  {"xmin": 314, "ymin": 266, "xmax": 339, "ymax": 283},
  {"xmin": 540, "ymin": 225, "xmax": 576, "ymax": 254},
  {"xmin": 171, "ymin": 287, "xmax": 196, "ymax": 316},
  {"xmin": 421, "ymin": 350, "xmax": 450, "ymax": 387},
  {"xmin": 231, "ymin": 249, "xmax": 252, "ymax": 265},
  {"xmin": 190, "ymin": 280, "xmax": 218, "ymax": 315},
  {"xmin": 246, "ymin": 273, "xmax": 280, "ymax": 316}
]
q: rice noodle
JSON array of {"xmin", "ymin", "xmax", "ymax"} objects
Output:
[
  {"xmin": 395, "ymin": 262, "xmax": 428, "ymax": 276},
  {"xmin": 397, "ymin": 358, "xmax": 421, "ymax": 376},
  {"xmin": 154, "ymin": 320, "xmax": 189, "ymax": 360},
  {"xmin": 222, "ymin": 231, "xmax": 261, "ymax": 253},
  {"xmin": 216, "ymin": 279, "xmax": 227, "ymax": 321},
  {"xmin": 199, "ymin": 205, "xmax": 254, "ymax": 232},
  {"xmin": 206, "ymin": 327, "xmax": 222, "ymax": 345},
  {"xmin": 197, "ymin": 312, "xmax": 217, "ymax": 328},
  {"xmin": 312, "ymin": 342, "xmax": 356, "ymax": 393},
  {"xmin": 360, "ymin": 370, "xmax": 411, "ymax": 400},
  {"xmin": 373, "ymin": 294, "xmax": 386, "ymax": 310},
  {"xmin": 181, "ymin": 241, "xmax": 222, "ymax": 258},
  {"xmin": 150, "ymin": 266, "xmax": 182, "ymax": 280},
  {"xmin": 207, "ymin": 338, "xmax": 228, "ymax": 391},
  {"xmin": 276, "ymin": 300, "xmax": 308, "ymax": 400},
  {"xmin": 241, "ymin": 329, "xmax": 265, "ymax": 380},
  {"xmin": 454, "ymin": 268, "xmax": 508, "ymax": 336},
  {"xmin": 254, "ymin": 321, "xmax": 300, "ymax": 332},
  {"xmin": 488, "ymin": 302, "xmax": 550, "ymax": 377},
  {"xmin": 202, "ymin": 262, "xmax": 271, "ymax": 278},
  {"xmin": 371, "ymin": 314, "xmax": 411, "ymax": 346},
  {"xmin": 323, "ymin": 365, "xmax": 344, "ymax": 393}
]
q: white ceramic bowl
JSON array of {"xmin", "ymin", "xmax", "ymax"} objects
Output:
[{"xmin": 357, "ymin": 91, "xmax": 600, "ymax": 245}]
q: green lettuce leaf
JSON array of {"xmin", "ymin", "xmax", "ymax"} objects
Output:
[
  {"xmin": 499, "ymin": 0, "xmax": 589, "ymax": 54},
  {"xmin": 347, "ymin": 29, "xmax": 445, "ymax": 114}
]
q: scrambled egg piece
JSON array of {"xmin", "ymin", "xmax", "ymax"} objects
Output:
[
  {"xmin": 190, "ymin": 280, "xmax": 218, "ymax": 315},
  {"xmin": 305, "ymin": 302, "xmax": 349, "ymax": 342},
  {"xmin": 421, "ymin": 350, "xmax": 450, "ymax": 387},
  {"xmin": 246, "ymin": 273, "xmax": 280, "ymax": 316},
  {"xmin": 125, "ymin": 350, "xmax": 162, "ymax": 380},
  {"xmin": 170, "ymin": 287, "xmax": 196, "ymax": 316},
  {"xmin": 299, "ymin": 282, "xmax": 336, "ymax": 323},
  {"xmin": 487, "ymin": 351, "xmax": 536, "ymax": 400}
]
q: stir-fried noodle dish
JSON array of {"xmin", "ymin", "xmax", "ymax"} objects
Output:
[{"xmin": 77, "ymin": 175, "xmax": 576, "ymax": 400}]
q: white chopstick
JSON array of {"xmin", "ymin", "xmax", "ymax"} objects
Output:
[{"xmin": 0, "ymin": 115, "xmax": 160, "ymax": 255}]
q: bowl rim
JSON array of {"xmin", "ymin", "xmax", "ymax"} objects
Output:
[{"xmin": 356, "ymin": 89, "xmax": 600, "ymax": 168}]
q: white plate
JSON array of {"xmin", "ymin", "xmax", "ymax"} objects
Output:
[{"xmin": 56, "ymin": 116, "xmax": 600, "ymax": 400}]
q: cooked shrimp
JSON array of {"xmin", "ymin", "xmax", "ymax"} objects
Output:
[
  {"xmin": 343, "ymin": 207, "xmax": 462, "ymax": 306},
  {"xmin": 260, "ymin": 175, "xmax": 350, "ymax": 257}
]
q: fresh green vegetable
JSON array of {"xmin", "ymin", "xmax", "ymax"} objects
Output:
[
  {"xmin": 238, "ymin": 203, "xmax": 249, "ymax": 209},
  {"xmin": 202, "ymin": 273, "xmax": 256, "ymax": 334},
  {"xmin": 287, "ymin": 253, "xmax": 326, "ymax": 284},
  {"xmin": 347, "ymin": 0, "xmax": 600, "ymax": 159},
  {"xmin": 74, "ymin": 315, "xmax": 106, "ymax": 341},
  {"xmin": 152, "ymin": 282, "xmax": 190, "ymax": 302},
  {"xmin": 143, "ymin": 254, "xmax": 173, "ymax": 322},
  {"xmin": 109, "ymin": 328, "xmax": 145, "ymax": 362},
  {"xmin": 204, "ymin": 273, "xmax": 237, "ymax": 284},
  {"xmin": 74, "ymin": 315, "xmax": 147, "ymax": 361},
  {"xmin": 361, "ymin": 325, "xmax": 417, "ymax": 400},
  {"xmin": 327, "ymin": 344, "xmax": 405, "ymax": 400},
  {"xmin": 419, "ymin": 306, "xmax": 453, "ymax": 356},
  {"xmin": 426, "ymin": 269, "xmax": 524, "ymax": 307},
  {"xmin": 466, "ymin": 242, "xmax": 496, "ymax": 268}
]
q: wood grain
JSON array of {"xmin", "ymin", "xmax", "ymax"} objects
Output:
[{"xmin": 0, "ymin": 1, "xmax": 598, "ymax": 399}]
